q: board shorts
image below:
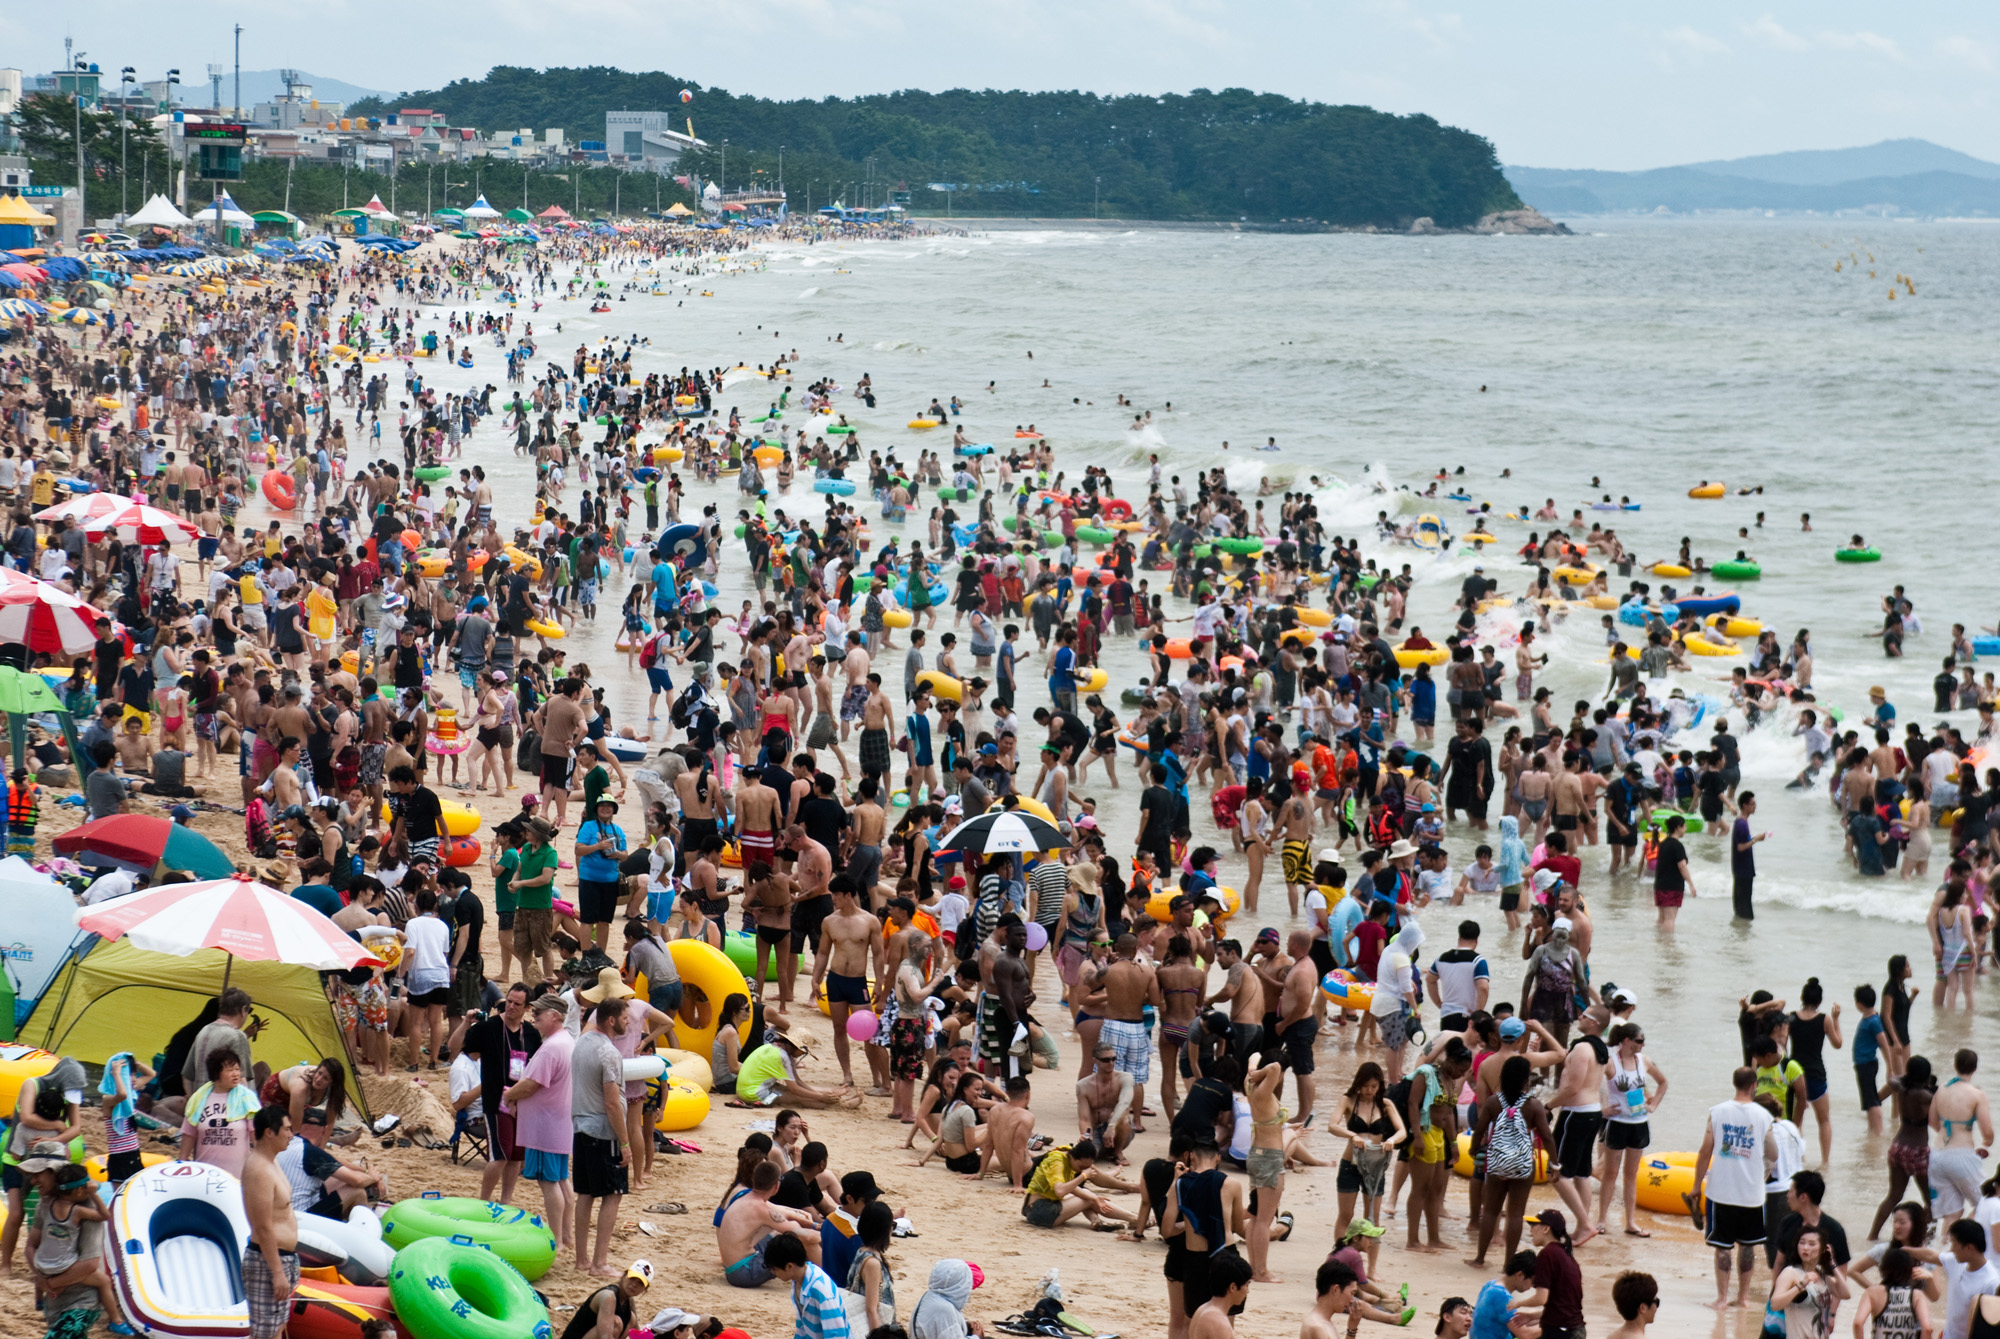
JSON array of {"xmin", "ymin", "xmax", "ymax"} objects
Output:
[
  {"xmin": 522, "ymin": 1148, "xmax": 569, "ymax": 1183},
  {"xmin": 1704, "ymin": 1200, "xmax": 1766, "ymax": 1248},
  {"xmin": 572, "ymin": 1131, "xmax": 628, "ymax": 1199},
  {"xmin": 241, "ymin": 1247, "xmax": 300, "ymax": 1339},
  {"xmin": 825, "ymin": 972, "xmax": 871, "ymax": 1006},
  {"xmin": 725, "ymin": 1233, "xmax": 776, "ymax": 1287},
  {"xmin": 1551, "ymin": 1109, "xmax": 1604, "ymax": 1179},
  {"xmin": 1101, "ymin": 1018, "xmax": 1151, "ymax": 1083},
  {"xmin": 1282, "ymin": 839, "xmax": 1312, "ymax": 886}
]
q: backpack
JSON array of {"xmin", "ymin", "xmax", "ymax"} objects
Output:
[
  {"xmin": 1531, "ymin": 949, "xmax": 1578, "ymax": 1023},
  {"xmin": 638, "ymin": 633, "xmax": 660, "ymax": 670},
  {"xmin": 1486, "ymin": 1096, "xmax": 1536, "ymax": 1181}
]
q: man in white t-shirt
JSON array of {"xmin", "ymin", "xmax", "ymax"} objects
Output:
[
  {"xmin": 1942, "ymin": 1219, "xmax": 2000, "ymax": 1339},
  {"xmin": 1693, "ymin": 1066, "xmax": 1778, "ymax": 1310}
]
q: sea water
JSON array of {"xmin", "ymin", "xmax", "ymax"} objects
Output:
[{"xmin": 378, "ymin": 216, "xmax": 2000, "ymax": 1218}]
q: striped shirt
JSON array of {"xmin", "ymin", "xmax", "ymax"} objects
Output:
[{"xmin": 791, "ymin": 1261, "xmax": 851, "ymax": 1339}]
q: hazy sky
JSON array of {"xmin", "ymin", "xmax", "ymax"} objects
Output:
[{"xmin": 17, "ymin": 1, "xmax": 2000, "ymax": 169}]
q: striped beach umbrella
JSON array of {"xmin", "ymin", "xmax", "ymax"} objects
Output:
[
  {"xmin": 82, "ymin": 502, "xmax": 200, "ymax": 545},
  {"xmin": 33, "ymin": 491, "xmax": 127, "ymax": 524},
  {"xmin": 0, "ymin": 569, "xmax": 106, "ymax": 653},
  {"xmin": 76, "ymin": 872, "xmax": 384, "ymax": 977}
]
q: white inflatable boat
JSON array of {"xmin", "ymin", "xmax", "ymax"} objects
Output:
[{"xmin": 107, "ymin": 1160, "xmax": 251, "ymax": 1337}]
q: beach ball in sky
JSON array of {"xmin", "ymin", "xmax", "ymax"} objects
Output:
[{"xmin": 680, "ymin": 89, "xmax": 694, "ymax": 104}]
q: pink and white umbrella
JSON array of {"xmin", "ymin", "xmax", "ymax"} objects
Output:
[
  {"xmin": 82, "ymin": 502, "xmax": 201, "ymax": 545},
  {"xmin": 76, "ymin": 872, "xmax": 383, "ymax": 978},
  {"xmin": 34, "ymin": 492, "xmax": 131, "ymax": 524},
  {"xmin": 0, "ymin": 569, "xmax": 106, "ymax": 654}
]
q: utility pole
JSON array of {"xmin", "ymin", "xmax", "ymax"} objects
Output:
[
  {"xmin": 523, "ymin": 163, "xmax": 529, "ymax": 211},
  {"xmin": 778, "ymin": 144, "xmax": 784, "ymax": 198},
  {"xmin": 233, "ymin": 25, "xmax": 242, "ymax": 118},
  {"xmin": 614, "ymin": 173, "xmax": 619, "ymax": 217},
  {"xmin": 1094, "ymin": 176, "xmax": 1100, "ymax": 219},
  {"xmin": 720, "ymin": 139, "xmax": 727, "ymax": 194},
  {"xmin": 343, "ymin": 155, "xmax": 349, "ymax": 209},
  {"xmin": 119, "ymin": 67, "xmax": 135, "ymax": 217},
  {"xmin": 71, "ymin": 53, "xmax": 87, "ymax": 201},
  {"xmin": 208, "ymin": 64, "xmax": 222, "ymax": 112},
  {"xmin": 284, "ymin": 154, "xmax": 294, "ymax": 212},
  {"xmin": 425, "ymin": 164, "xmax": 432, "ymax": 216}
]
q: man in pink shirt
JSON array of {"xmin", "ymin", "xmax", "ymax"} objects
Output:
[{"xmin": 503, "ymin": 995, "xmax": 575, "ymax": 1248}]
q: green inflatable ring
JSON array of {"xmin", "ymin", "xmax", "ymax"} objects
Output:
[
  {"xmin": 828, "ymin": 425, "xmax": 854, "ymax": 434},
  {"xmin": 1074, "ymin": 526, "xmax": 1115, "ymax": 545},
  {"xmin": 1038, "ymin": 531, "xmax": 1062, "ymax": 549},
  {"xmin": 1644, "ymin": 809, "xmax": 1705, "ymax": 835},
  {"xmin": 1120, "ymin": 687, "xmax": 1148, "ymax": 707},
  {"xmin": 1001, "ymin": 516, "xmax": 1025, "ymax": 533},
  {"xmin": 1834, "ymin": 548, "xmax": 1881, "ymax": 563},
  {"xmin": 381, "ymin": 1196, "xmax": 557, "ymax": 1281},
  {"xmin": 1215, "ymin": 538, "xmax": 1263, "ymax": 556},
  {"xmin": 413, "ymin": 466, "xmax": 452, "ymax": 483},
  {"xmin": 1191, "ymin": 543, "xmax": 1213, "ymax": 559},
  {"xmin": 1712, "ymin": 561, "xmax": 1762, "ymax": 581},
  {"xmin": 388, "ymin": 1237, "xmax": 551, "ymax": 1339},
  {"xmin": 937, "ymin": 487, "xmax": 973, "ymax": 502},
  {"xmin": 723, "ymin": 929, "xmax": 806, "ymax": 976}
]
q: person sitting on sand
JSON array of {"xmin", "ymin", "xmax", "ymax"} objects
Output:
[
  {"xmin": 734, "ymin": 1027, "xmax": 862, "ymax": 1110},
  {"xmin": 1020, "ymin": 1136, "xmax": 1139, "ymax": 1231},
  {"xmin": 716, "ymin": 1160, "xmax": 821, "ymax": 1289}
]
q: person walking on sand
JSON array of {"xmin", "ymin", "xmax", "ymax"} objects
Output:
[
  {"xmin": 1930, "ymin": 1048, "xmax": 1994, "ymax": 1226},
  {"xmin": 1692, "ymin": 1065, "xmax": 1777, "ymax": 1311}
]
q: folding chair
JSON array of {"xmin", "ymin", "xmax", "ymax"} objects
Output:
[{"xmin": 448, "ymin": 1106, "xmax": 490, "ymax": 1165}]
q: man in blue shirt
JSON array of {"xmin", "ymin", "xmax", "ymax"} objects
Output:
[
  {"xmin": 996, "ymin": 625, "xmax": 1018, "ymax": 711},
  {"xmin": 573, "ymin": 797, "xmax": 628, "ymax": 952},
  {"xmin": 650, "ymin": 555, "xmax": 678, "ymax": 614},
  {"xmin": 1048, "ymin": 626, "xmax": 1078, "ymax": 716},
  {"xmin": 1470, "ymin": 1253, "xmax": 1537, "ymax": 1338}
]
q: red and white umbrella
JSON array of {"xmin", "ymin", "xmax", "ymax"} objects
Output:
[
  {"xmin": 34, "ymin": 492, "xmax": 132, "ymax": 524},
  {"xmin": 82, "ymin": 502, "xmax": 201, "ymax": 545},
  {"xmin": 0, "ymin": 569, "xmax": 106, "ymax": 654},
  {"xmin": 77, "ymin": 872, "xmax": 383, "ymax": 976}
]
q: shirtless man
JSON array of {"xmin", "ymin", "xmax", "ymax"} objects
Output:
[
  {"xmin": 1547, "ymin": 1004, "xmax": 1612, "ymax": 1245},
  {"xmin": 240, "ymin": 1107, "xmax": 299, "ymax": 1339},
  {"xmin": 1094, "ymin": 934, "xmax": 1161, "ymax": 1134},
  {"xmin": 265, "ymin": 737, "xmax": 305, "ymax": 812},
  {"xmin": 810, "ymin": 879, "xmax": 882, "ymax": 1090},
  {"xmin": 982, "ymin": 1075, "xmax": 1038, "ymax": 1188},
  {"xmin": 989, "ymin": 919, "xmax": 1036, "ymax": 1082},
  {"xmin": 1929, "ymin": 1047, "xmax": 1994, "ymax": 1223},
  {"xmin": 733, "ymin": 769, "xmax": 781, "ymax": 880},
  {"xmin": 785, "ymin": 825, "xmax": 835, "ymax": 996},
  {"xmin": 838, "ymin": 633, "xmax": 871, "ymax": 744},
  {"xmin": 1275, "ymin": 788, "xmax": 1316, "ymax": 918},
  {"xmin": 744, "ymin": 861, "xmax": 799, "ymax": 1012},
  {"xmin": 847, "ymin": 779, "xmax": 888, "ymax": 903},
  {"xmin": 857, "ymin": 674, "xmax": 897, "ymax": 791},
  {"xmin": 806, "ymin": 656, "xmax": 848, "ymax": 778},
  {"xmin": 1274, "ymin": 930, "xmax": 1322, "ymax": 1125},
  {"xmin": 716, "ymin": 1161, "xmax": 819, "ymax": 1289},
  {"xmin": 1466, "ymin": 1015, "xmax": 1567, "ymax": 1227},
  {"xmin": 1550, "ymin": 761, "xmax": 1586, "ymax": 849},
  {"xmin": 1077, "ymin": 1044, "xmax": 1137, "ymax": 1162},
  {"xmin": 1206, "ymin": 940, "xmax": 1266, "ymax": 1069},
  {"xmin": 674, "ymin": 754, "xmax": 723, "ymax": 862}
]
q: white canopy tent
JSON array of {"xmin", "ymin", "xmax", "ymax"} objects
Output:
[
  {"xmin": 194, "ymin": 193, "xmax": 256, "ymax": 226},
  {"xmin": 125, "ymin": 195, "xmax": 194, "ymax": 228},
  {"xmin": 460, "ymin": 195, "xmax": 501, "ymax": 219}
]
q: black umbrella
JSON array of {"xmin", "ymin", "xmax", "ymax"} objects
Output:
[{"xmin": 935, "ymin": 808, "xmax": 1067, "ymax": 856}]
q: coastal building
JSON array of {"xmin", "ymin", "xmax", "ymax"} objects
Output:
[{"xmin": 603, "ymin": 111, "xmax": 705, "ymax": 170}]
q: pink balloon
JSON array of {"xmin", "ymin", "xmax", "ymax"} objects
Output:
[
  {"xmin": 1023, "ymin": 922, "xmax": 1049, "ymax": 952},
  {"xmin": 846, "ymin": 1009, "xmax": 879, "ymax": 1042}
]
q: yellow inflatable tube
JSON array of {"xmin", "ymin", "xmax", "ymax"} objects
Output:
[
  {"xmin": 657, "ymin": 1048, "xmax": 713, "ymax": 1092},
  {"xmin": 1452, "ymin": 1133, "xmax": 1551, "ymax": 1183},
  {"xmin": 1651, "ymin": 563, "xmax": 1692, "ymax": 578},
  {"xmin": 1550, "ymin": 565, "xmax": 1598, "ymax": 586},
  {"xmin": 1708, "ymin": 614, "xmax": 1762, "ymax": 639},
  {"xmin": 1634, "ymin": 1152, "xmax": 1701, "ymax": 1214},
  {"xmin": 1294, "ymin": 607, "xmax": 1332, "ymax": 628},
  {"xmin": 660, "ymin": 940, "xmax": 752, "ymax": 1061},
  {"xmin": 1394, "ymin": 644, "xmax": 1449, "ymax": 668},
  {"xmin": 1146, "ymin": 885, "xmax": 1239, "ymax": 923},
  {"xmin": 1683, "ymin": 633, "xmax": 1740, "ymax": 657},
  {"xmin": 0, "ymin": 1046, "xmax": 58, "ymax": 1118},
  {"xmin": 380, "ymin": 801, "xmax": 482, "ymax": 836},
  {"xmin": 654, "ymin": 1079, "xmax": 711, "ymax": 1131},
  {"xmin": 882, "ymin": 609, "xmax": 914, "ymax": 629},
  {"xmin": 652, "ymin": 446, "xmax": 685, "ymax": 464},
  {"xmin": 524, "ymin": 619, "xmax": 566, "ymax": 640},
  {"xmin": 1688, "ymin": 484, "xmax": 1726, "ymax": 499},
  {"xmin": 502, "ymin": 545, "xmax": 543, "ymax": 579},
  {"xmin": 1075, "ymin": 667, "xmax": 1109, "ymax": 694},
  {"xmin": 915, "ymin": 670, "xmax": 962, "ymax": 702}
]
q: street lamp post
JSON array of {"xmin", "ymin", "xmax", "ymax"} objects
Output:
[
  {"xmin": 1094, "ymin": 176, "xmax": 1100, "ymax": 219},
  {"xmin": 147, "ymin": 69, "xmax": 179, "ymax": 205},
  {"xmin": 72, "ymin": 54, "xmax": 87, "ymax": 202},
  {"xmin": 119, "ymin": 67, "xmax": 135, "ymax": 217},
  {"xmin": 778, "ymin": 144, "xmax": 784, "ymax": 198}
]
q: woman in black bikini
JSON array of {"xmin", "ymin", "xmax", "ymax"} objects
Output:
[{"xmin": 1330, "ymin": 1061, "xmax": 1406, "ymax": 1271}]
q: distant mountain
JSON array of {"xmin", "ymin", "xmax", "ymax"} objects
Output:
[
  {"xmin": 1683, "ymin": 138, "xmax": 2000, "ymax": 185},
  {"xmin": 1506, "ymin": 139, "xmax": 2000, "ymax": 217},
  {"xmin": 187, "ymin": 69, "xmax": 390, "ymax": 109}
]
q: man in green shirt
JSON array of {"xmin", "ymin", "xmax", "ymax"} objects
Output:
[
  {"xmin": 510, "ymin": 817, "xmax": 561, "ymax": 982},
  {"xmin": 577, "ymin": 743, "xmax": 619, "ymax": 815},
  {"xmin": 733, "ymin": 1029, "xmax": 862, "ymax": 1110}
]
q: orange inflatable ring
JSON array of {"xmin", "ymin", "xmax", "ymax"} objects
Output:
[
  {"xmin": 1163, "ymin": 639, "xmax": 1193, "ymax": 660},
  {"xmin": 443, "ymin": 835, "xmax": 483, "ymax": 867},
  {"xmin": 401, "ymin": 529, "xmax": 422, "ymax": 550},
  {"xmin": 1101, "ymin": 498, "xmax": 1134, "ymax": 522},
  {"xmin": 261, "ymin": 472, "xmax": 298, "ymax": 510}
]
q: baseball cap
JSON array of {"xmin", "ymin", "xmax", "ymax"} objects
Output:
[
  {"xmin": 1551, "ymin": 915, "xmax": 1573, "ymax": 934},
  {"xmin": 1531, "ymin": 869, "xmax": 1562, "ymax": 893},
  {"xmin": 624, "ymin": 1259, "xmax": 653, "ymax": 1288},
  {"xmin": 650, "ymin": 1309, "xmax": 700, "ymax": 1331},
  {"xmin": 1498, "ymin": 1017, "xmax": 1526, "ymax": 1040}
]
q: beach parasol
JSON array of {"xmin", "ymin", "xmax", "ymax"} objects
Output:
[
  {"xmin": 0, "ymin": 666, "xmax": 62, "ymax": 714},
  {"xmin": 54, "ymin": 813, "xmax": 236, "ymax": 879},
  {"xmin": 934, "ymin": 808, "xmax": 1068, "ymax": 857},
  {"xmin": 75, "ymin": 873, "xmax": 383, "ymax": 987},
  {"xmin": 82, "ymin": 502, "xmax": 200, "ymax": 545},
  {"xmin": 34, "ymin": 492, "xmax": 126, "ymax": 524},
  {"xmin": 0, "ymin": 299, "xmax": 48, "ymax": 320},
  {"xmin": 0, "ymin": 569, "xmax": 106, "ymax": 653}
]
